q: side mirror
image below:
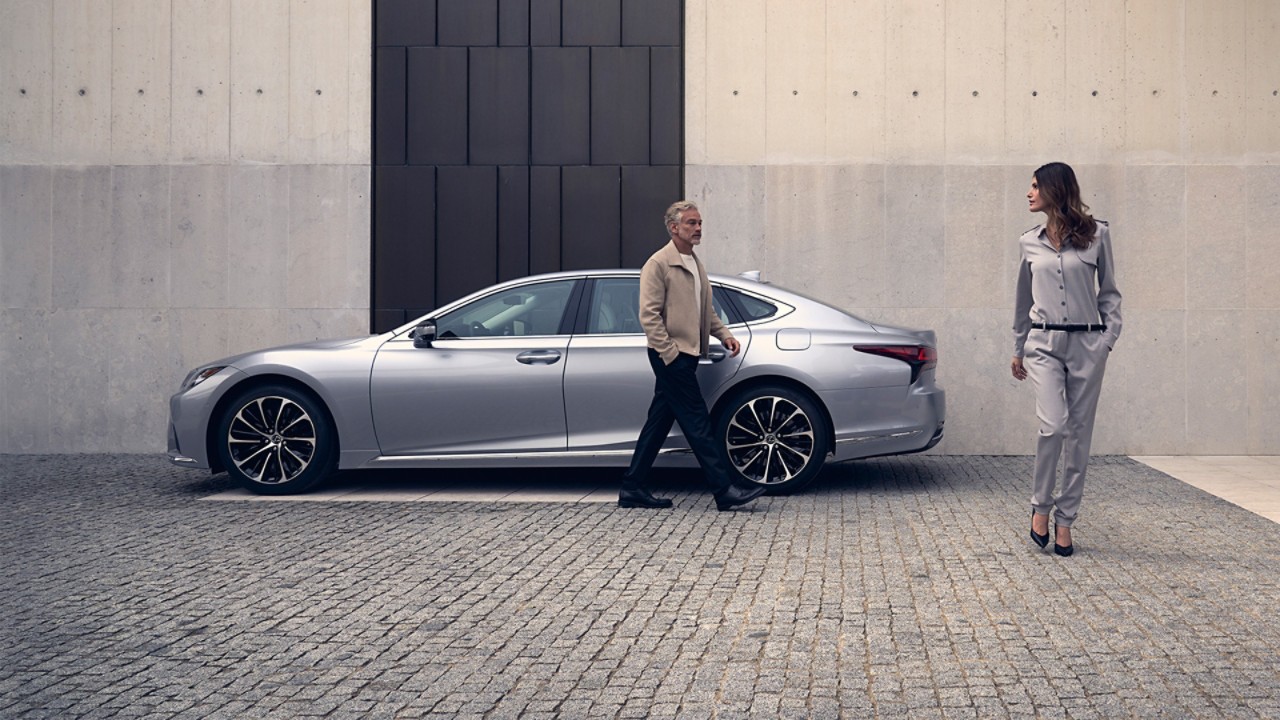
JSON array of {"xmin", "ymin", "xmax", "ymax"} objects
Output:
[{"xmin": 411, "ymin": 321, "xmax": 437, "ymax": 348}]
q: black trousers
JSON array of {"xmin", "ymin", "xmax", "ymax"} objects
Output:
[{"xmin": 623, "ymin": 349, "xmax": 736, "ymax": 494}]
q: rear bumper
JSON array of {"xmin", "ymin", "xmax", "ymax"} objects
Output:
[{"xmin": 827, "ymin": 383, "xmax": 945, "ymax": 461}]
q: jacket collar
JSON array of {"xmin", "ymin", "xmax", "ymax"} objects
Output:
[{"xmin": 658, "ymin": 239, "xmax": 699, "ymax": 269}]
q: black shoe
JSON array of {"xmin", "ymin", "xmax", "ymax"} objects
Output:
[
  {"xmin": 1053, "ymin": 524, "xmax": 1074, "ymax": 557},
  {"xmin": 618, "ymin": 487, "xmax": 673, "ymax": 509},
  {"xmin": 1030, "ymin": 511, "xmax": 1049, "ymax": 549},
  {"xmin": 714, "ymin": 483, "xmax": 766, "ymax": 511}
]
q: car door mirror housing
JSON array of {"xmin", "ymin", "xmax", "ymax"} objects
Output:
[{"xmin": 411, "ymin": 322, "xmax": 437, "ymax": 348}]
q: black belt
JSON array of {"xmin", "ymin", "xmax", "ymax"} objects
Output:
[{"xmin": 1032, "ymin": 322, "xmax": 1106, "ymax": 332}]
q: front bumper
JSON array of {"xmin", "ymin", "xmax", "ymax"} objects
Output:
[{"xmin": 166, "ymin": 367, "xmax": 248, "ymax": 471}]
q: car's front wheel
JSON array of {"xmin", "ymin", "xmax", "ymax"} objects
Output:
[
  {"xmin": 216, "ymin": 384, "xmax": 336, "ymax": 495},
  {"xmin": 716, "ymin": 385, "xmax": 830, "ymax": 495}
]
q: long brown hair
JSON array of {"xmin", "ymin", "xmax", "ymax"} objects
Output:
[{"xmin": 1034, "ymin": 162, "xmax": 1096, "ymax": 250}]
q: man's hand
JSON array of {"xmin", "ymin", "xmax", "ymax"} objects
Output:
[
  {"xmin": 724, "ymin": 337, "xmax": 741, "ymax": 357},
  {"xmin": 1011, "ymin": 356, "xmax": 1027, "ymax": 381}
]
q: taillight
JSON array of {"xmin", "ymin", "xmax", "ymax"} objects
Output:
[{"xmin": 854, "ymin": 345, "xmax": 937, "ymax": 384}]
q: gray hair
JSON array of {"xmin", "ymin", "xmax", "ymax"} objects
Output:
[{"xmin": 663, "ymin": 200, "xmax": 698, "ymax": 234}]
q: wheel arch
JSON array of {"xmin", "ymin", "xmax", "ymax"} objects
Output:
[
  {"xmin": 710, "ymin": 375, "xmax": 836, "ymax": 455},
  {"xmin": 205, "ymin": 374, "xmax": 341, "ymax": 475}
]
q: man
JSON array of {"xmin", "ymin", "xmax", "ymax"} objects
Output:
[{"xmin": 618, "ymin": 201, "xmax": 767, "ymax": 512}]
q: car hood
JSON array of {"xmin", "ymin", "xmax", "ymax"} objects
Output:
[{"xmin": 214, "ymin": 335, "xmax": 379, "ymax": 368}]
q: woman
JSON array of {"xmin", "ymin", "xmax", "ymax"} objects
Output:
[{"xmin": 1011, "ymin": 162, "xmax": 1122, "ymax": 557}]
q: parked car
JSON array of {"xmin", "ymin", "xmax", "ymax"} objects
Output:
[{"xmin": 169, "ymin": 270, "xmax": 945, "ymax": 495}]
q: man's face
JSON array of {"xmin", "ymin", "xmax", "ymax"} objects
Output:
[{"xmin": 670, "ymin": 208, "xmax": 702, "ymax": 248}]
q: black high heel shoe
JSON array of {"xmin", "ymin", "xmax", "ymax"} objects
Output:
[
  {"xmin": 1029, "ymin": 512, "xmax": 1049, "ymax": 549},
  {"xmin": 1053, "ymin": 524, "xmax": 1074, "ymax": 557}
]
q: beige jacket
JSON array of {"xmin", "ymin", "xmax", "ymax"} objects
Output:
[{"xmin": 639, "ymin": 240, "xmax": 733, "ymax": 365}]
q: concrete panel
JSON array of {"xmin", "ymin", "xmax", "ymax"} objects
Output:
[
  {"xmin": 110, "ymin": 166, "xmax": 172, "ymax": 308},
  {"xmin": 345, "ymin": 165, "xmax": 372, "ymax": 316},
  {"xmin": 285, "ymin": 308, "xmax": 370, "ymax": 344},
  {"xmin": 684, "ymin": 0, "xmax": 707, "ymax": 165},
  {"xmin": 824, "ymin": 0, "xmax": 885, "ymax": 162},
  {"xmin": 348, "ymin": 0, "xmax": 373, "ymax": 164},
  {"xmin": 1186, "ymin": 166, "xmax": 1246, "ymax": 309},
  {"xmin": 1001, "ymin": 164, "xmax": 1039, "ymax": 311},
  {"xmin": 1124, "ymin": 0, "xmax": 1183, "ymax": 162},
  {"xmin": 704, "ymin": 0, "xmax": 765, "ymax": 164},
  {"xmin": 106, "ymin": 309, "xmax": 173, "ymax": 451},
  {"xmin": 683, "ymin": 164, "xmax": 767, "ymax": 275},
  {"xmin": 1064, "ymin": 0, "xmax": 1125, "ymax": 162},
  {"xmin": 1091, "ymin": 310, "xmax": 1186, "ymax": 454},
  {"xmin": 226, "ymin": 308, "xmax": 289, "ymax": 357},
  {"xmin": 884, "ymin": 0, "xmax": 944, "ymax": 162},
  {"xmin": 1070, "ymin": 164, "xmax": 1127, "ymax": 229},
  {"xmin": 943, "ymin": 0, "xmax": 1003, "ymax": 162},
  {"xmin": 1005, "ymin": 1, "xmax": 1066, "ymax": 162},
  {"xmin": 228, "ymin": 165, "xmax": 289, "ymax": 309},
  {"xmin": 231, "ymin": 0, "xmax": 290, "ymax": 163},
  {"xmin": 50, "ymin": 166, "xmax": 112, "ymax": 308},
  {"xmin": 1186, "ymin": 0, "xmax": 1246, "ymax": 161},
  {"xmin": 764, "ymin": 0, "xmax": 825, "ymax": 162},
  {"xmin": 171, "ymin": 0, "xmax": 231, "ymax": 163},
  {"xmin": 762, "ymin": 165, "xmax": 885, "ymax": 310},
  {"xmin": 290, "ymin": 0, "xmax": 350, "ymax": 163},
  {"xmin": 0, "ymin": 309, "xmax": 51, "ymax": 452},
  {"xmin": 1246, "ymin": 309, "xmax": 1280, "ymax": 453},
  {"xmin": 944, "ymin": 166, "xmax": 1004, "ymax": 308},
  {"xmin": 0, "ymin": 0, "xmax": 53, "ymax": 163},
  {"xmin": 111, "ymin": 0, "xmax": 172, "ymax": 164},
  {"xmin": 1119, "ymin": 165, "xmax": 1185, "ymax": 310},
  {"xmin": 169, "ymin": 309, "xmax": 232, "ymax": 386},
  {"xmin": 883, "ymin": 165, "xmax": 944, "ymax": 307},
  {"xmin": 1186, "ymin": 310, "xmax": 1248, "ymax": 453},
  {"xmin": 52, "ymin": 0, "xmax": 112, "ymax": 164},
  {"xmin": 287, "ymin": 165, "xmax": 352, "ymax": 309},
  {"xmin": 0, "ymin": 165, "xmax": 52, "ymax": 309},
  {"xmin": 1245, "ymin": 0, "xmax": 1280, "ymax": 161},
  {"xmin": 1245, "ymin": 165, "xmax": 1280, "ymax": 308},
  {"xmin": 935, "ymin": 308, "xmax": 1036, "ymax": 455},
  {"xmin": 170, "ymin": 165, "xmax": 228, "ymax": 309},
  {"xmin": 47, "ymin": 308, "xmax": 111, "ymax": 451}
]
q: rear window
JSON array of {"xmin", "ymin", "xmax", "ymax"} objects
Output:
[{"xmin": 722, "ymin": 288, "xmax": 779, "ymax": 321}]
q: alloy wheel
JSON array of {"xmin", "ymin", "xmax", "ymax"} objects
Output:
[
  {"xmin": 226, "ymin": 396, "xmax": 317, "ymax": 485},
  {"xmin": 725, "ymin": 395, "xmax": 816, "ymax": 485}
]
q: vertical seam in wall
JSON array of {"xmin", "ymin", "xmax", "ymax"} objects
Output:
[{"xmin": 109, "ymin": 0, "xmax": 115, "ymax": 163}]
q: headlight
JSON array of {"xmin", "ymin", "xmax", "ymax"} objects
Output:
[{"xmin": 180, "ymin": 366, "xmax": 227, "ymax": 392}]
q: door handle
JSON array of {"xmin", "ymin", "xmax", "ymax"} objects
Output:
[
  {"xmin": 702, "ymin": 349, "xmax": 727, "ymax": 364},
  {"xmin": 516, "ymin": 349, "xmax": 562, "ymax": 365}
]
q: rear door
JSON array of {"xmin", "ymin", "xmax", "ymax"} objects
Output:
[{"xmin": 562, "ymin": 276, "xmax": 748, "ymax": 452}]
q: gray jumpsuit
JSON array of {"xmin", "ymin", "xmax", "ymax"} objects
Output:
[{"xmin": 1013, "ymin": 222, "xmax": 1123, "ymax": 527}]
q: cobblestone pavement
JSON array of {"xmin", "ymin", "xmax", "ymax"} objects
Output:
[{"xmin": 2, "ymin": 454, "xmax": 1279, "ymax": 719}]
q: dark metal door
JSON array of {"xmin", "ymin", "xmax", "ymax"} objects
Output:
[{"xmin": 372, "ymin": 0, "xmax": 685, "ymax": 333}]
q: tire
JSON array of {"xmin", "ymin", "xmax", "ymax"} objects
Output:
[
  {"xmin": 215, "ymin": 384, "xmax": 336, "ymax": 495},
  {"xmin": 716, "ymin": 384, "xmax": 830, "ymax": 495}
]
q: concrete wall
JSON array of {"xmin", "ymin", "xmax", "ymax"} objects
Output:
[
  {"xmin": 3, "ymin": 1, "xmax": 1277, "ymax": 456},
  {"xmin": 1, "ymin": 0, "xmax": 371, "ymax": 453},
  {"xmin": 686, "ymin": 0, "xmax": 1280, "ymax": 455}
]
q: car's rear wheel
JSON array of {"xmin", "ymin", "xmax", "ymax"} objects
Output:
[
  {"xmin": 717, "ymin": 385, "xmax": 830, "ymax": 495},
  {"xmin": 216, "ymin": 384, "xmax": 335, "ymax": 495}
]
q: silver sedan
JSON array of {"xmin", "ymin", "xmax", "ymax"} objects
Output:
[{"xmin": 168, "ymin": 270, "xmax": 945, "ymax": 495}]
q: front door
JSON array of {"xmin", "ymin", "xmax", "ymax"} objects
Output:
[{"xmin": 370, "ymin": 279, "xmax": 578, "ymax": 455}]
